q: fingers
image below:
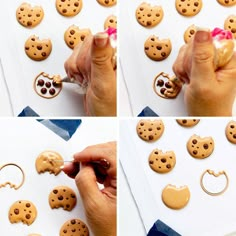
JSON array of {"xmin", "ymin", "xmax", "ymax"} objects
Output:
[
  {"xmin": 191, "ymin": 30, "xmax": 216, "ymax": 82},
  {"xmin": 62, "ymin": 162, "xmax": 80, "ymax": 179}
]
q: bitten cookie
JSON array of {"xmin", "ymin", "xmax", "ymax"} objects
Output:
[
  {"xmin": 16, "ymin": 3, "xmax": 44, "ymax": 28},
  {"xmin": 217, "ymin": 0, "xmax": 236, "ymax": 6},
  {"xmin": 225, "ymin": 120, "xmax": 236, "ymax": 144},
  {"xmin": 25, "ymin": 35, "xmax": 52, "ymax": 61},
  {"xmin": 135, "ymin": 2, "xmax": 164, "ymax": 28},
  {"xmin": 184, "ymin": 24, "xmax": 197, "ymax": 43},
  {"xmin": 162, "ymin": 185, "xmax": 190, "ymax": 210},
  {"xmin": 176, "ymin": 119, "xmax": 200, "ymax": 127},
  {"xmin": 56, "ymin": 0, "xmax": 83, "ymax": 17},
  {"xmin": 96, "ymin": 0, "xmax": 116, "ymax": 7},
  {"xmin": 224, "ymin": 15, "xmax": 236, "ymax": 38},
  {"xmin": 187, "ymin": 134, "xmax": 214, "ymax": 159},
  {"xmin": 144, "ymin": 35, "xmax": 172, "ymax": 61},
  {"xmin": 49, "ymin": 186, "xmax": 77, "ymax": 211},
  {"xmin": 35, "ymin": 150, "xmax": 64, "ymax": 175},
  {"xmin": 104, "ymin": 15, "xmax": 117, "ymax": 30},
  {"xmin": 9, "ymin": 200, "xmax": 37, "ymax": 226},
  {"xmin": 175, "ymin": 0, "xmax": 202, "ymax": 17},
  {"xmin": 60, "ymin": 219, "xmax": 89, "ymax": 236},
  {"xmin": 64, "ymin": 25, "xmax": 91, "ymax": 49},
  {"xmin": 136, "ymin": 119, "xmax": 164, "ymax": 142},
  {"xmin": 149, "ymin": 149, "xmax": 176, "ymax": 174}
]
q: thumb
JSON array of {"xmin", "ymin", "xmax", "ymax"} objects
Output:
[
  {"xmin": 75, "ymin": 165, "xmax": 101, "ymax": 204},
  {"xmin": 91, "ymin": 32, "xmax": 115, "ymax": 84},
  {"xmin": 191, "ymin": 30, "xmax": 215, "ymax": 82}
]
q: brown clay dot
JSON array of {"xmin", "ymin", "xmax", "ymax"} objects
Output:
[
  {"xmin": 192, "ymin": 139, "xmax": 197, "ymax": 144},
  {"xmin": 80, "ymin": 35, "xmax": 85, "ymax": 41},
  {"xmin": 182, "ymin": 9, "xmax": 187, "ymax": 13},
  {"xmin": 25, "ymin": 46, "xmax": 29, "ymax": 50},
  {"xmin": 53, "ymin": 189, "xmax": 58, "ymax": 194},
  {"xmin": 157, "ymin": 46, "xmax": 162, "ymax": 50},
  {"xmin": 41, "ymin": 88, "xmax": 47, "ymax": 94},
  {"xmin": 26, "ymin": 214, "xmax": 31, "ymax": 219},
  {"xmin": 62, "ymin": 9, "xmax": 67, "ymax": 13},
  {"xmin": 148, "ymin": 128, "xmax": 152, "ymax": 131},
  {"xmin": 194, "ymin": 2, "xmax": 199, "ymax": 6},
  {"xmin": 157, "ymin": 79, "xmax": 164, "ymax": 87},
  {"xmin": 74, "ymin": 2, "xmax": 79, "ymax": 7},
  {"xmin": 140, "ymin": 122, "xmax": 144, "ymax": 126},
  {"xmin": 165, "ymin": 82, "xmax": 172, "ymax": 89},
  {"xmin": 161, "ymin": 52, "xmax": 166, "ymax": 57},
  {"xmin": 70, "ymin": 30, "xmax": 75, "ymax": 35},
  {"xmin": 182, "ymin": 120, "xmax": 187, "ymax": 124},
  {"xmin": 193, "ymin": 150, "xmax": 198, "ymax": 155},
  {"xmin": 233, "ymin": 134, "xmax": 236, "ymax": 139},
  {"xmin": 63, "ymin": 230, "xmax": 67, "ymax": 233},
  {"xmin": 37, "ymin": 46, "xmax": 42, "ymax": 50},
  {"xmin": 58, "ymin": 196, "xmax": 64, "ymax": 201},
  {"xmin": 14, "ymin": 209, "xmax": 19, "ymax": 215},
  {"xmin": 161, "ymin": 158, "xmax": 166, "ymax": 163},
  {"xmin": 149, "ymin": 160, "xmax": 154, "ymax": 164},
  {"xmin": 203, "ymin": 144, "xmax": 209, "ymax": 149},
  {"xmin": 36, "ymin": 14, "xmax": 40, "ymax": 17},
  {"xmin": 160, "ymin": 88, "xmax": 166, "ymax": 94},
  {"xmin": 66, "ymin": 204, "xmax": 70, "ymax": 208},
  {"xmin": 26, "ymin": 203, "xmax": 31, "ymax": 208},
  {"xmin": 149, "ymin": 135, "xmax": 154, "ymax": 140},
  {"xmin": 45, "ymin": 82, "xmax": 51, "ymax": 88},
  {"xmin": 49, "ymin": 88, "xmax": 56, "ymax": 95},
  {"xmin": 37, "ymin": 79, "xmax": 44, "ymax": 86},
  {"xmin": 72, "ymin": 229, "xmax": 76, "ymax": 232},
  {"xmin": 70, "ymin": 41, "xmax": 74, "ymax": 46},
  {"xmin": 166, "ymin": 164, "xmax": 171, "ymax": 169},
  {"xmin": 27, "ymin": 21, "xmax": 32, "ymax": 26},
  {"xmin": 190, "ymin": 30, "xmax": 195, "ymax": 35},
  {"xmin": 71, "ymin": 219, "xmax": 76, "ymax": 224},
  {"xmin": 42, "ymin": 52, "xmax": 47, "ymax": 57}
]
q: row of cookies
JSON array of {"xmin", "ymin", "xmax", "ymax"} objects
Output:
[
  {"xmin": 17, "ymin": 2, "xmax": 117, "ymax": 61},
  {"xmin": 6, "ymin": 150, "xmax": 88, "ymax": 236}
]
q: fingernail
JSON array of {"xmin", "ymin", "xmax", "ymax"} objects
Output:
[
  {"xmin": 60, "ymin": 165, "xmax": 65, "ymax": 170},
  {"xmin": 94, "ymin": 33, "xmax": 109, "ymax": 48},
  {"xmin": 195, "ymin": 27, "xmax": 211, "ymax": 43}
]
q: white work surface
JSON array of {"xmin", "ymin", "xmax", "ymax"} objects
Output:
[
  {"xmin": 119, "ymin": 0, "xmax": 236, "ymax": 116},
  {"xmin": 0, "ymin": 0, "xmax": 116, "ymax": 116},
  {"xmin": 119, "ymin": 118, "xmax": 236, "ymax": 236},
  {"xmin": 0, "ymin": 118, "xmax": 117, "ymax": 235}
]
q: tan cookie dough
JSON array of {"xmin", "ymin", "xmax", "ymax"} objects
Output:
[
  {"xmin": 96, "ymin": 0, "xmax": 116, "ymax": 7},
  {"xmin": 35, "ymin": 150, "xmax": 64, "ymax": 175},
  {"xmin": 187, "ymin": 134, "xmax": 214, "ymax": 159},
  {"xmin": 217, "ymin": 0, "xmax": 236, "ymax": 6},
  {"xmin": 9, "ymin": 200, "xmax": 37, "ymax": 226},
  {"xmin": 28, "ymin": 234, "xmax": 41, "ymax": 236},
  {"xmin": 224, "ymin": 15, "xmax": 236, "ymax": 39},
  {"xmin": 25, "ymin": 35, "xmax": 52, "ymax": 61},
  {"xmin": 162, "ymin": 185, "xmax": 190, "ymax": 209},
  {"xmin": 60, "ymin": 219, "xmax": 89, "ymax": 236},
  {"xmin": 149, "ymin": 149, "xmax": 176, "ymax": 174},
  {"xmin": 175, "ymin": 0, "xmax": 202, "ymax": 17},
  {"xmin": 144, "ymin": 35, "xmax": 172, "ymax": 61},
  {"xmin": 135, "ymin": 2, "xmax": 163, "ymax": 28},
  {"xmin": 49, "ymin": 186, "xmax": 77, "ymax": 211},
  {"xmin": 56, "ymin": 0, "xmax": 83, "ymax": 17},
  {"xmin": 136, "ymin": 119, "xmax": 164, "ymax": 142},
  {"xmin": 184, "ymin": 24, "xmax": 197, "ymax": 43},
  {"xmin": 104, "ymin": 15, "xmax": 117, "ymax": 30},
  {"xmin": 176, "ymin": 119, "xmax": 200, "ymax": 127},
  {"xmin": 64, "ymin": 25, "xmax": 91, "ymax": 49},
  {"xmin": 225, "ymin": 120, "xmax": 236, "ymax": 144},
  {"xmin": 16, "ymin": 3, "xmax": 44, "ymax": 28}
]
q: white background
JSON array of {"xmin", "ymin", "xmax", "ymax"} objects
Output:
[
  {"xmin": 0, "ymin": 118, "xmax": 117, "ymax": 235},
  {"xmin": 119, "ymin": 118, "xmax": 236, "ymax": 236},
  {"xmin": 119, "ymin": 0, "xmax": 236, "ymax": 116},
  {"xmin": 0, "ymin": 0, "xmax": 116, "ymax": 116}
]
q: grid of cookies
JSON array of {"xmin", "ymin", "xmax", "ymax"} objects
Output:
[
  {"xmin": 0, "ymin": 1, "xmax": 116, "ymax": 116},
  {"xmin": 120, "ymin": 118, "xmax": 236, "ymax": 235},
  {"xmin": 120, "ymin": 1, "xmax": 236, "ymax": 116}
]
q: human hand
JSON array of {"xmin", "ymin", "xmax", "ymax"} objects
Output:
[
  {"xmin": 173, "ymin": 30, "xmax": 236, "ymax": 116},
  {"xmin": 63, "ymin": 142, "xmax": 117, "ymax": 236},
  {"xmin": 64, "ymin": 33, "xmax": 116, "ymax": 116}
]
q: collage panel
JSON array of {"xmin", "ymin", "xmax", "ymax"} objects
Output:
[
  {"xmin": 0, "ymin": 118, "xmax": 117, "ymax": 235},
  {"xmin": 119, "ymin": 118, "xmax": 236, "ymax": 235},
  {"xmin": 0, "ymin": 1, "xmax": 117, "ymax": 117},
  {"xmin": 119, "ymin": 1, "xmax": 236, "ymax": 117}
]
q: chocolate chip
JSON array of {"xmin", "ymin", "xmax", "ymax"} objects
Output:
[
  {"xmin": 71, "ymin": 194, "xmax": 76, "ymax": 198},
  {"xmin": 157, "ymin": 79, "xmax": 164, "ymax": 87},
  {"xmin": 192, "ymin": 139, "xmax": 197, "ymax": 144},
  {"xmin": 233, "ymin": 134, "xmax": 236, "ymax": 139},
  {"xmin": 26, "ymin": 214, "xmax": 31, "ymax": 219},
  {"xmin": 41, "ymin": 88, "xmax": 47, "ymax": 94},
  {"xmin": 37, "ymin": 79, "xmax": 44, "ymax": 86},
  {"xmin": 14, "ymin": 209, "xmax": 19, "ymax": 215},
  {"xmin": 45, "ymin": 82, "xmax": 51, "ymax": 88},
  {"xmin": 70, "ymin": 30, "xmax": 75, "ymax": 35},
  {"xmin": 71, "ymin": 219, "xmax": 76, "ymax": 224},
  {"xmin": 203, "ymin": 144, "xmax": 209, "ymax": 149},
  {"xmin": 58, "ymin": 195, "xmax": 63, "ymax": 200},
  {"xmin": 190, "ymin": 29, "xmax": 195, "ymax": 35},
  {"xmin": 149, "ymin": 135, "xmax": 154, "ymax": 140},
  {"xmin": 53, "ymin": 190, "xmax": 58, "ymax": 194},
  {"xmin": 26, "ymin": 203, "xmax": 31, "ymax": 208},
  {"xmin": 49, "ymin": 88, "xmax": 56, "ymax": 95},
  {"xmin": 161, "ymin": 52, "xmax": 166, "ymax": 57},
  {"xmin": 166, "ymin": 164, "xmax": 171, "ymax": 169},
  {"xmin": 230, "ymin": 125, "xmax": 235, "ymax": 129},
  {"xmin": 154, "ymin": 151, "xmax": 158, "ymax": 155},
  {"xmin": 161, "ymin": 158, "xmax": 166, "ymax": 163},
  {"xmin": 193, "ymin": 150, "xmax": 198, "ymax": 155},
  {"xmin": 27, "ymin": 21, "xmax": 32, "ymax": 26},
  {"xmin": 63, "ymin": 230, "xmax": 67, "ymax": 233},
  {"xmin": 41, "ymin": 52, "xmax": 47, "ymax": 57},
  {"xmin": 165, "ymin": 82, "xmax": 172, "ymax": 89},
  {"xmin": 160, "ymin": 88, "xmax": 166, "ymax": 94},
  {"xmin": 182, "ymin": 120, "xmax": 187, "ymax": 124}
]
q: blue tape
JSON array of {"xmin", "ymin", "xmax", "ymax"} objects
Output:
[
  {"xmin": 147, "ymin": 220, "xmax": 181, "ymax": 236},
  {"xmin": 18, "ymin": 106, "xmax": 39, "ymax": 117},
  {"xmin": 138, "ymin": 106, "xmax": 159, "ymax": 117}
]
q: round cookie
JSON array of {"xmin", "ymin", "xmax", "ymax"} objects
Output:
[
  {"xmin": 49, "ymin": 186, "xmax": 77, "ymax": 211},
  {"xmin": 224, "ymin": 15, "xmax": 236, "ymax": 39},
  {"xmin": 187, "ymin": 134, "xmax": 214, "ymax": 159},
  {"xmin": 225, "ymin": 120, "xmax": 236, "ymax": 144},
  {"xmin": 28, "ymin": 234, "xmax": 41, "ymax": 236},
  {"xmin": 135, "ymin": 2, "xmax": 164, "ymax": 28},
  {"xmin": 149, "ymin": 149, "xmax": 176, "ymax": 174},
  {"xmin": 184, "ymin": 24, "xmax": 197, "ymax": 43},
  {"xmin": 64, "ymin": 25, "xmax": 91, "ymax": 49},
  {"xmin": 96, "ymin": 0, "xmax": 116, "ymax": 7},
  {"xmin": 136, "ymin": 119, "xmax": 164, "ymax": 142},
  {"xmin": 175, "ymin": 0, "xmax": 202, "ymax": 17},
  {"xmin": 35, "ymin": 150, "xmax": 64, "ymax": 175},
  {"xmin": 104, "ymin": 15, "xmax": 117, "ymax": 30},
  {"xmin": 176, "ymin": 119, "xmax": 200, "ymax": 127},
  {"xmin": 60, "ymin": 219, "xmax": 89, "ymax": 236},
  {"xmin": 25, "ymin": 35, "xmax": 52, "ymax": 61},
  {"xmin": 56, "ymin": 0, "xmax": 83, "ymax": 17},
  {"xmin": 162, "ymin": 185, "xmax": 190, "ymax": 210},
  {"xmin": 144, "ymin": 35, "xmax": 172, "ymax": 61},
  {"xmin": 16, "ymin": 3, "xmax": 44, "ymax": 28},
  {"xmin": 9, "ymin": 200, "xmax": 37, "ymax": 226},
  {"xmin": 217, "ymin": 0, "xmax": 236, "ymax": 6}
]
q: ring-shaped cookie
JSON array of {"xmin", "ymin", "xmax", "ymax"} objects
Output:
[
  {"xmin": 200, "ymin": 169, "xmax": 229, "ymax": 196},
  {"xmin": 0, "ymin": 163, "xmax": 25, "ymax": 190}
]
